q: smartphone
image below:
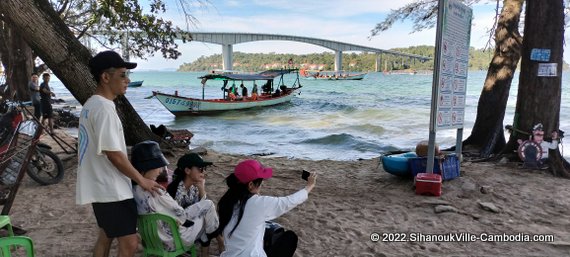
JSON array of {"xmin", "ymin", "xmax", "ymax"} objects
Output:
[{"xmin": 301, "ymin": 170, "xmax": 311, "ymax": 181}]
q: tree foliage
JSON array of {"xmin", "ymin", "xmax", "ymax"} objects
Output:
[
  {"xmin": 370, "ymin": 0, "xmax": 484, "ymax": 37},
  {"xmin": 46, "ymin": 0, "xmax": 206, "ymax": 59}
]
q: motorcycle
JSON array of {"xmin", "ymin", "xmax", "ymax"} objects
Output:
[
  {"xmin": 0, "ymin": 102, "xmax": 64, "ymax": 186},
  {"xmin": 27, "ymin": 142, "xmax": 64, "ymax": 185}
]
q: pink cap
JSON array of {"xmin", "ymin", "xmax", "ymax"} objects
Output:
[{"xmin": 234, "ymin": 159, "xmax": 273, "ymax": 184}]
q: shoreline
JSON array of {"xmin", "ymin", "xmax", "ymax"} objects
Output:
[{"xmin": 6, "ymin": 129, "xmax": 570, "ymax": 256}]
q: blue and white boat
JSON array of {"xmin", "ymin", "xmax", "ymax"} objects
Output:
[{"xmin": 152, "ymin": 69, "xmax": 301, "ymax": 116}]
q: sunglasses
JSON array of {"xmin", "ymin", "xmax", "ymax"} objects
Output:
[
  {"xmin": 193, "ymin": 166, "xmax": 206, "ymax": 173},
  {"xmin": 105, "ymin": 69, "xmax": 130, "ymax": 79}
]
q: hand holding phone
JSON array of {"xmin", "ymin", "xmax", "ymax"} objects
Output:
[{"xmin": 301, "ymin": 170, "xmax": 311, "ymax": 181}]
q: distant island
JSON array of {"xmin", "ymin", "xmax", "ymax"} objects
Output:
[{"xmin": 178, "ymin": 45, "xmax": 497, "ymax": 72}]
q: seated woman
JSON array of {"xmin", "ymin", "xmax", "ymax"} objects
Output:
[
  {"xmin": 228, "ymin": 92, "xmax": 237, "ymax": 101},
  {"xmin": 218, "ymin": 159, "xmax": 317, "ymax": 257},
  {"xmin": 131, "ymin": 141, "xmax": 220, "ymax": 254},
  {"xmin": 250, "ymin": 92, "xmax": 258, "ymax": 101},
  {"xmin": 166, "ymin": 153, "xmax": 225, "ymax": 254}
]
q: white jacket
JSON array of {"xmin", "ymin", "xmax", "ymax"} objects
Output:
[{"xmin": 221, "ymin": 189, "xmax": 308, "ymax": 257}]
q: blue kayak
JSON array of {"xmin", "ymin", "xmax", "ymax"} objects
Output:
[{"xmin": 381, "ymin": 152, "xmax": 417, "ymax": 177}]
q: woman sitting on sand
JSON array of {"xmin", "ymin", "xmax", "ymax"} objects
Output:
[
  {"xmin": 218, "ymin": 159, "xmax": 317, "ymax": 257},
  {"xmin": 166, "ymin": 153, "xmax": 225, "ymax": 254},
  {"xmin": 131, "ymin": 141, "xmax": 220, "ymax": 253}
]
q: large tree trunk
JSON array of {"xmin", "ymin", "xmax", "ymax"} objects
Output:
[
  {"xmin": 0, "ymin": 25, "xmax": 33, "ymax": 101},
  {"xmin": 463, "ymin": 0, "xmax": 523, "ymax": 157},
  {"xmin": 508, "ymin": 0, "xmax": 569, "ymax": 177},
  {"xmin": 0, "ymin": 0, "xmax": 159, "ymax": 145}
]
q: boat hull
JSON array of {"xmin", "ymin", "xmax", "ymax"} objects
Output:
[
  {"xmin": 300, "ymin": 73, "xmax": 367, "ymax": 80},
  {"xmin": 153, "ymin": 91, "xmax": 297, "ymax": 116},
  {"xmin": 128, "ymin": 80, "xmax": 143, "ymax": 87}
]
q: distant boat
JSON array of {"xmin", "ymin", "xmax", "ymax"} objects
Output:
[
  {"xmin": 151, "ymin": 69, "xmax": 302, "ymax": 116},
  {"xmin": 383, "ymin": 69, "xmax": 417, "ymax": 75},
  {"xmin": 299, "ymin": 69, "xmax": 367, "ymax": 80},
  {"xmin": 128, "ymin": 80, "xmax": 143, "ymax": 87}
]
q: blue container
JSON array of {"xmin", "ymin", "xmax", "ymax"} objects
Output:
[
  {"xmin": 382, "ymin": 152, "xmax": 418, "ymax": 177},
  {"xmin": 409, "ymin": 154, "xmax": 460, "ymax": 181}
]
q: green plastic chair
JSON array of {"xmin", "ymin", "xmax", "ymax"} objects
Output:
[
  {"xmin": 138, "ymin": 213, "xmax": 197, "ymax": 257},
  {"xmin": 0, "ymin": 216, "xmax": 14, "ymax": 238},
  {"xmin": 0, "ymin": 236, "xmax": 35, "ymax": 257}
]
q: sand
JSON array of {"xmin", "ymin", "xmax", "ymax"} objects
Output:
[{"xmin": 6, "ymin": 130, "xmax": 570, "ymax": 256}]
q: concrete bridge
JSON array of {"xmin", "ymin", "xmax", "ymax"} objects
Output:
[{"xmin": 184, "ymin": 32, "xmax": 431, "ymax": 71}]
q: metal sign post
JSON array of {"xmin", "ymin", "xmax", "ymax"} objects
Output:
[{"xmin": 427, "ymin": 0, "xmax": 473, "ymax": 173}]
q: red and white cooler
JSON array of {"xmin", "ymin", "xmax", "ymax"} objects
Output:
[{"xmin": 415, "ymin": 173, "xmax": 442, "ymax": 196}]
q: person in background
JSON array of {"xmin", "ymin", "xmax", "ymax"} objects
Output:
[
  {"xmin": 251, "ymin": 83, "xmax": 258, "ymax": 101},
  {"xmin": 229, "ymin": 83, "xmax": 239, "ymax": 97},
  {"xmin": 261, "ymin": 81, "xmax": 271, "ymax": 94},
  {"xmin": 240, "ymin": 83, "xmax": 248, "ymax": 100},
  {"xmin": 272, "ymin": 88, "xmax": 281, "ymax": 97},
  {"xmin": 77, "ymin": 51, "xmax": 162, "ymax": 257},
  {"xmin": 218, "ymin": 159, "xmax": 317, "ymax": 257},
  {"xmin": 132, "ymin": 142, "xmax": 221, "ymax": 256},
  {"xmin": 166, "ymin": 153, "xmax": 225, "ymax": 255},
  {"xmin": 28, "ymin": 73, "xmax": 41, "ymax": 119},
  {"xmin": 39, "ymin": 73, "xmax": 55, "ymax": 133}
]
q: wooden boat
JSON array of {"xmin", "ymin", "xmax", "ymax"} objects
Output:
[
  {"xmin": 128, "ymin": 80, "xmax": 143, "ymax": 87},
  {"xmin": 381, "ymin": 151, "xmax": 417, "ymax": 177},
  {"xmin": 299, "ymin": 69, "xmax": 367, "ymax": 80},
  {"xmin": 152, "ymin": 69, "xmax": 301, "ymax": 116}
]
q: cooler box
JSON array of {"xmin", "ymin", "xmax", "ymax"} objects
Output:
[
  {"xmin": 415, "ymin": 173, "xmax": 442, "ymax": 196},
  {"xmin": 408, "ymin": 154, "xmax": 460, "ymax": 181}
]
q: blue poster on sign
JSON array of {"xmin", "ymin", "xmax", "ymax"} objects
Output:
[{"xmin": 530, "ymin": 48, "xmax": 551, "ymax": 62}]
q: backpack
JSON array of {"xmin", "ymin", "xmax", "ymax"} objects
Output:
[{"xmin": 263, "ymin": 221, "xmax": 285, "ymax": 252}]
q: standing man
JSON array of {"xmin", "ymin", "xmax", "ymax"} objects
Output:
[
  {"xmin": 39, "ymin": 73, "xmax": 55, "ymax": 133},
  {"xmin": 77, "ymin": 51, "xmax": 162, "ymax": 257},
  {"xmin": 28, "ymin": 73, "xmax": 41, "ymax": 119}
]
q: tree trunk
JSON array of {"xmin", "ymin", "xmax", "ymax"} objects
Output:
[
  {"xmin": 0, "ymin": 0, "xmax": 159, "ymax": 145},
  {"xmin": 0, "ymin": 25, "xmax": 34, "ymax": 101},
  {"xmin": 509, "ymin": 0, "xmax": 569, "ymax": 177},
  {"xmin": 463, "ymin": 0, "xmax": 523, "ymax": 157}
]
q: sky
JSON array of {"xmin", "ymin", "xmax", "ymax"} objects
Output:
[{"xmin": 128, "ymin": 0, "xmax": 563, "ymax": 71}]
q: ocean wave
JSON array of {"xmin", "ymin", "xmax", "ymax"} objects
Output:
[
  {"xmin": 298, "ymin": 133, "xmax": 383, "ymax": 152},
  {"xmin": 343, "ymin": 124, "xmax": 386, "ymax": 135},
  {"xmin": 303, "ymin": 100, "xmax": 356, "ymax": 112}
]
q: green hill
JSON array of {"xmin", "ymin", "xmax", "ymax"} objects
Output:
[{"xmin": 177, "ymin": 46, "xmax": 499, "ymax": 72}]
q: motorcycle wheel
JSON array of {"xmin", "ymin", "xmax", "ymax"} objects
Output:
[{"xmin": 26, "ymin": 147, "xmax": 64, "ymax": 185}]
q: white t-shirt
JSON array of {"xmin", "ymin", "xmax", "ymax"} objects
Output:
[
  {"xmin": 221, "ymin": 189, "xmax": 308, "ymax": 257},
  {"xmin": 76, "ymin": 95, "xmax": 132, "ymax": 204}
]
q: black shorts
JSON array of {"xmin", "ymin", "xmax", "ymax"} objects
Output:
[
  {"xmin": 41, "ymin": 102, "xmax": 53, "ymax": 118},
  {"xmin": 92, "ymin": 198, "xmax": 137, "ymax": 238}
]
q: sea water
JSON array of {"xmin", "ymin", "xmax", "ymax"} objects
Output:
[{"xmin": 50, "ymin": 71, "xmax": 570, "ymax": 161}]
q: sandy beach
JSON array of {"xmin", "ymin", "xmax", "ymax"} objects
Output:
[{"xmin": 6, "ymin": 130, "xmax": 570, "ymax": 256}]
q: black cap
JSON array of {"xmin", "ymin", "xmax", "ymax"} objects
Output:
[
  {"xmin": 131, "ymin": 141, "xmax": 169, "ymax": 172},
  {"xmin": 177, "ymin": 153, "xmax": 213, "ymax": 169},
  {"xmin": 89, "ymin": 51, "xmax": 137, "ymax": 77}
]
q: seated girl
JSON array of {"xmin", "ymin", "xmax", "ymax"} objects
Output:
[
  {"xmin": 131, "ymin": 141, "xmax": 220, "ymax": 253},
  {"xmin": 166, "ymin": 153, "xmax": 225, "ymax": 254}
]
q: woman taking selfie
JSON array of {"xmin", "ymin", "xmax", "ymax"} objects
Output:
[{"xmin": 218, "ymin": 159, "xmax": 317, "ymax": 257}]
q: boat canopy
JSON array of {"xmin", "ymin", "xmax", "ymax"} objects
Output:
[{"xmin": 199, "ymin": 69, "xmax": 297, "ymax": 81}]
